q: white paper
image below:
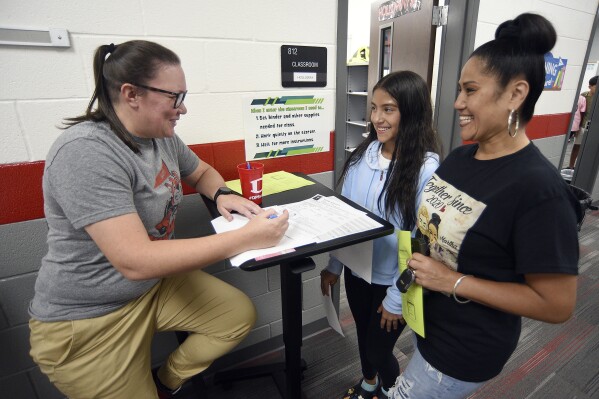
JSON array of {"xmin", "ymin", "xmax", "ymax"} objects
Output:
[
  {"xmin": 211, "ymin": 213, "xmax": 314, "ymax": 267},
  {"xmin": 322, "ymin": 287, "xmax": 345, "ymax": 337},
  {"xmin": 210, "ymin": 195, "xmax": 382, "ymax": 267},
  {"xmin": 330, "ymin": 240, "xmax": 373, "ymax": 284},
  {"xmin": 210, "ymin": 213, "xmax": 250, "ymax": 233},
  {"xmin": 284, "ymin": 195, "xmax": 381, "ymax": 243}
]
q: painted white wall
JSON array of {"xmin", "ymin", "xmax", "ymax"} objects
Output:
[
  {"xmin": 347, "ymin": 0, "xmax": 372, "ymax": 62},
  {"xmin": 346, "ymin": 0, "xmax": 597, "ymax": 117},
  {"xmin": 0, "ymin": 0, "xmax": 338, "ymax": 164},
  {"xmin": 346, "ymin": 0, "xmax": 444, "ymax": 109},
  {"xmin": 476, "ymin": 0, "xmax": 597, "ymax": 117},
  {"xmin": 476, "ymin": 0, "xmax": 598, "ymax": 168},
  {"xmin": 2, "ymin": 1, "xmax": 597, "ymax": 165}
]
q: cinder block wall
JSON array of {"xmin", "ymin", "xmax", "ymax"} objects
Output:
[
  {"xmin": 473, "ymin": 1, "xmax": 598, "ymax": 166},
  {"xmin": 0, "ymin": 1, "xmax": 338, "ymax": 396},
  {"xmin": 2, "ymin": 1, "xmax": 598, "ymax": 397},
  {"xmin": 0, "ymin": 170, "xmax": 334, "ymax": 398}
]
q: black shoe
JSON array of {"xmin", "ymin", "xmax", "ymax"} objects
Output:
[
  {"xmin": 342, "ymin": 380, "xmax": 380, "ymax": 399},
  {"xmin": 152, "ymin": 368, "xmax": 182, "ymax": 399}
]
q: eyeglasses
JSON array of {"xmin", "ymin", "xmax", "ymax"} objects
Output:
[{"xmin": 131, "ymin": 83, "xmax": 187, "ymax": 109}]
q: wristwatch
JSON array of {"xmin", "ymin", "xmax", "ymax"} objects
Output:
[{"xmin": 213, "ymin": 187, "xmax": 240, "ymax": 202}]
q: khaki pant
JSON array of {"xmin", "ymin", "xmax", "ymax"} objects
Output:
[
  {"xmin": 30, "ymin": 270, "xmax": 256, "ymax": 399},
  {"xmin": 574, "ymin": 127, "xmax": 586, "ymax": 145}
]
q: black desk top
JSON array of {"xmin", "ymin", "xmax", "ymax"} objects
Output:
[{"xmin": 202, "ymin": 173, "xmax": 395, "ymax": 270}]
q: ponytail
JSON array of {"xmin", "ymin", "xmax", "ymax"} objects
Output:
[{"xmin": 63, "ymin": 41, "xmax": 181, "ymax": 153}]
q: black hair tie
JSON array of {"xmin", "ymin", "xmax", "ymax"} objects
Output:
[{"xmin": 107, "ymin": 43, "xmax": 116, "ymax": 54}]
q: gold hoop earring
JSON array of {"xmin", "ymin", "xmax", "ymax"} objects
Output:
[{"xmin": 508, "ymin": 110, "xmax": 519, "ymax": 137}]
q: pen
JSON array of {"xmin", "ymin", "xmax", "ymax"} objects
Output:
[{"xmin": 246, "ymin": 162, "xmax": 251, "ymax": 170}]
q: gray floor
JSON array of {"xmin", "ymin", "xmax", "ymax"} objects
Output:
[{"xmin": 182, "ymin": 206, "xmax": 599, "ymax": 399}]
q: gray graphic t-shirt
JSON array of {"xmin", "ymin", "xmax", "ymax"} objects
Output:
[{"xmin": 29, "ymin": 121, "xmax": 199, "ymax": 321}]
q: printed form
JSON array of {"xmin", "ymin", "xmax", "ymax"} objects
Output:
[
  {"xmin": 210, "ymin": 194, "xmax": 382, "ymax": 267},
  {"xmin": 211, "ymin": 194, "xmax": 384, "ymax": 337}
]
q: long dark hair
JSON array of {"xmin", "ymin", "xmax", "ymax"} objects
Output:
[
  {"xmin": 63, "ymin": 40, "xmax": 180, "ymax": 153},
  {"xmin": 470, "ymin": 13, "xmax": 556, "ymax": 124},
  {"xmin": 339, "ymin": 71, "xmax": 441, "ymax": 230}
]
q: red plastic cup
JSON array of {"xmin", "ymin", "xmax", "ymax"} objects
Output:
[{"xmin": 237, "ymin": 162, "xmax": 264, "ymax": 204}]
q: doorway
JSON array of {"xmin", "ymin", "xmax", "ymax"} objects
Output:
[{"xmin": 558, "ymin": 5, "xmax": 599, "ymax": 202}]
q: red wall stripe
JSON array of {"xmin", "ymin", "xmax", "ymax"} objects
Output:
[
  {"xmin": 0, "ymin": 133, "xmax": 335, "ymax": 225},
  {"xmin": 0, "ymin": 161, "xmax": 45, "ymax": 225},
  {"xmin": 464, "ymin": 112, "xmax": 569, "ymax": 144},
  {"xmin": 526, "ymin": 112, "xmax": 570, "ymax": 140},
  {"xmin": 546, "ymin": 113, "xmax": 571, "ymax": 137},
  {"xmin": 0, "ymin": 113, "xmax": 570, "ymax": 226}
]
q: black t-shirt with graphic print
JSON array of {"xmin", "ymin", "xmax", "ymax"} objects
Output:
[{"xmin": 415, "ymin": 143, "xmax": 580, "ymax": 383}]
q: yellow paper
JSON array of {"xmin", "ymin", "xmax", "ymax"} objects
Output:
[
  {"xmin": 398, "ymin": 230, "xmax": 425, "ymax": 337},
  {"xmin": 226, "ymin": 170, "xmax": 315, "ymax": 197}
]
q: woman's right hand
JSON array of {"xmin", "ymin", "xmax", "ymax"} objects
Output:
[
  {"xmin": 320, "ymin": 270, "xmax": 339, "ymax": 296},
  {"xmin": 242, "ymin": 209, "xmax": 289, "ymax": 249},
  {"xmin": 408, "ymin": 252, "xmax": 457, "ymax": 295}
]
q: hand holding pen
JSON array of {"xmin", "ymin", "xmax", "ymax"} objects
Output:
[{"xmin": 243, "ymin": 209, "xmax": 290, "ymax": 249}]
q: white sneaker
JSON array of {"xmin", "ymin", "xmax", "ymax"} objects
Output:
[{"xmin": 384, "ymin": 376, "xmax": 402, "ymax": 398}]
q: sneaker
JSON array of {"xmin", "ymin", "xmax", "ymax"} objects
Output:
[
  {"xmin": 152, "ymin": 368, "xmax": 182, "ymax": 399},
  {"xmin": 385, "ymin": 376, "xmax": 402, "ymax": 399},
  {"xmin": 342, "ymin": 380, "xmax": 380, "ymax": 399}
]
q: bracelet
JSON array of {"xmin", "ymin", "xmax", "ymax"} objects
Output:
[{"xmin": 452, "ymin": 275, "xmax": 472, "ymax": 304}]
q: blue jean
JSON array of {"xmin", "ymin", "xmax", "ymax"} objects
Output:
[{"xmin": 391, "ymin": 342, "xmax": 485, "ymax": 399}]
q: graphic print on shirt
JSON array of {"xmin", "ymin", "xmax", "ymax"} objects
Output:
[
  {"xmin": 150, "ymin": 160, "xmax": 182, "ymax": 241},
  {"xmin": 418, "ymin": 174, "xmax": 487, "ymax": 270}
]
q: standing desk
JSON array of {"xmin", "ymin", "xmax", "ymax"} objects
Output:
[{"xmin": 201, "ymin": 173, "xmax": 394, "ymax": 399}]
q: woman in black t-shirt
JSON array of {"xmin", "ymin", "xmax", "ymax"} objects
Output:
[{"xmin": 382, "ymin": 13, "xmax": 582, "ymax": 399}]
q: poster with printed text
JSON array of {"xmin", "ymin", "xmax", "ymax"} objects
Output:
[
  {"xmin": 544, "ymin": 52, "xmax": 568, "ymax": 91},
  {"xmin": 243, "ymin": 92, "xmax": 333, "ymax": 160}
]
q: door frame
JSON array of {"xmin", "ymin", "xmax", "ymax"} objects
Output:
[
  {"xmin": 563, "ymin": 5, "xmax": 599, "ymax": 198},
  {"xmin": 433, "ymin": 0, "xmax": 479, "ymax": 154},
  {"xmin": 335, "ymin": 0, "xmax": 480, "ymax": 181}
]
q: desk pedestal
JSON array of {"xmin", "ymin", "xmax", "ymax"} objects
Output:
[{"xmin": 213, "ymin": 257, "xmax": 315, "ymax": 399}]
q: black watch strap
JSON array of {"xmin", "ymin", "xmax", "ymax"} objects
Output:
[{"xmin": 213, "ymin": 187, "xmax": 239, "ymax": 203}]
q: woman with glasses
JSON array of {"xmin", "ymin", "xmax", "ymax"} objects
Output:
[{"xmin": 28, "ymin": 40, "xmax": 289, "ymax": 399}]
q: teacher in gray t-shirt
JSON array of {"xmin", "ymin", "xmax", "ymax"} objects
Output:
[{"xmin": 28, "ymin": 40, "xmax": 289, "ymax": 399}]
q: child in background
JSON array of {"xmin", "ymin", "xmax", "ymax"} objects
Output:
[
  {"xmin": 568, "ymin": 94, "xmax": 585, "ymax": 143},
  {"xmin": 569, "ymin": 76, "xmax": 597, "ymax": 168}
]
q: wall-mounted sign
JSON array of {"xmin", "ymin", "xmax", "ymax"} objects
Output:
[
  {"xmin": 544, "ymin": 52, "xmax": 567, "ymax": 91},
  {"xmin": 281, "ymin": 45, "xmax": 327, "ymax": 88},
  {"xmin": 243, "ymin": 92, "xmax": 333, "ymax": 160},
  {"xmin": 378, "ymin": 0, "xmax": 421, "ymax": 22}
]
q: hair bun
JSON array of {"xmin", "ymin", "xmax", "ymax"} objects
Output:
[{"xmin": 495, "ymin": 13, "xmax": 556, "ymax": 55}]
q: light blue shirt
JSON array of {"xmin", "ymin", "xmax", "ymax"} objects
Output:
[{"xmin": 327, "ymin": 141, "xmax": 439, "ymax": 314}]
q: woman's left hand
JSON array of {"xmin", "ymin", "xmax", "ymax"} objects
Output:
[
  {"xmin": 216, "ymin": 194, "xmax": 263, "ymax": 221},
  {"xmin": 408, "ymin": 252, "xmax": 459, "ymax": 295},
  {"xmin": 377, "ymin": 304, "xmax": 405, "ymax": 332}
]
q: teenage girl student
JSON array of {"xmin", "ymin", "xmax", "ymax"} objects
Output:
[
  {"xmin": 320, "ymin": 70, "xmax": 441, "ymax": 399},
  {"xmin": 382, "ymin": 14, "xmax": 581, "ymax": 399}
]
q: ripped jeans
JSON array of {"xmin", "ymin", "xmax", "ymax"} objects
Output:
[{"xmin": 391, "ymin": 342, "xmax": 485, "ymax": 399}]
